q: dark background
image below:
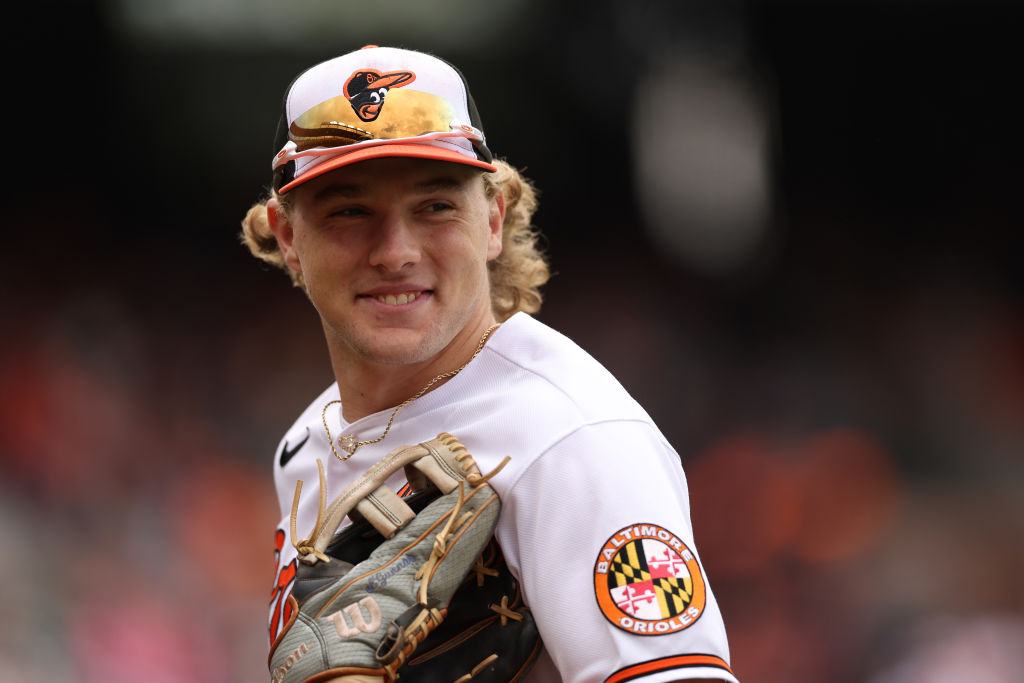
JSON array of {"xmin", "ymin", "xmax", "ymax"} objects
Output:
[{"xmin": 3, "ymin": 1, "xmax": 1022, "ymax": 681}]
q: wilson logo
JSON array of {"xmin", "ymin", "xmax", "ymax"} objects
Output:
[{"xmin": 271, "ymin": 642, "xmax": 309, "ymax": 682}]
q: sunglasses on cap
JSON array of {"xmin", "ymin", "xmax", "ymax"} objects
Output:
[{"xmin": 273, "ymin": 88, "xmax": 488, "ymax": 170}]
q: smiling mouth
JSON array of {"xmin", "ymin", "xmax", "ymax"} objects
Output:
[{"xmin": 370, "ymin": 291, "xmax": 426, "ymax": 306}]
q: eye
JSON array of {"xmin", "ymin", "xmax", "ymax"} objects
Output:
[
  {"xmin": 329, "ymin": 206, "xmax": 366, "ymax": 218},
  {"xmin": 369, "ymin": 91, "xmax": 381, "ymax": 104}
]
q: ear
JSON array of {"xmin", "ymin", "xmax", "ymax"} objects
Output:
[
  {"xmin": 267, "ymin": 198, "xmax": 302, "ymax": 274},
  {"xmin": 485, "ymin": 191, "xmax": 505, "ymax": 262}
]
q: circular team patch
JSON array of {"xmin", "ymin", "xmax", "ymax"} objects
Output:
[{"xmin": 593, "ymin": 523, "xmax": 706, "ymax": 636}]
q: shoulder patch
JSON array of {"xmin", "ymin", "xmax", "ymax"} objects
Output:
[{"xmin": 593, "ymin": 523, "xmax": 706, "ymax": 636}]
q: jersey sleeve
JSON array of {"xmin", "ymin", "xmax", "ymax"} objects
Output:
[{"xmin": 497, "ymin": 420, "xmax": 739, "ymax": 683}]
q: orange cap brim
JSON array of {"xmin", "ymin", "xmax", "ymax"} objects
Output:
[{"xmin": 278, "ymin": 143, "xmax": 497, "ymax": 194}]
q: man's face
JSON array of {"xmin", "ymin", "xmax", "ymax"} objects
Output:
[{"xmin": 271, "ymin": 157, "xmax": 503, "ymax": 367}]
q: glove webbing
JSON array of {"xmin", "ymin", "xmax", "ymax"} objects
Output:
[{"xmin": 288, "ymin": 438, "xmax": 512, "ymax": 656}]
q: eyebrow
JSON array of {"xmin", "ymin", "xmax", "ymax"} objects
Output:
[
  {"xmin": 310, "ymin": 174, "xmax": 470, "ymax": 203},
  {"xmin": 414, "ymin": 176, "xmax": 466, "ymax": 192},
  {"xmin": 311, "ymin": 184, "xmax": 363, "ymax": 202}
]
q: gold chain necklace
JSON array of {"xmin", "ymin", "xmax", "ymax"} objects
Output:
[{"xmin": 322, "ymin": 323, "xmax": 500, "ymax": 461}]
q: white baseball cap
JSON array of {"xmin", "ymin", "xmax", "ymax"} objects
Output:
[{"xmin": 271, "ymin": 45, "xmax": 497, "ymax": 194}]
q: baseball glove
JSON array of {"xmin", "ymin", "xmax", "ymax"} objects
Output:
[{"xmin": 269, "ymin": 432, "xmax": 541, "ymax": 683}]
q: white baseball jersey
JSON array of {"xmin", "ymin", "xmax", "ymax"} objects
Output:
[{"xmin": 269, "ymin": 313, "xmax": 738, "ymax": 683}]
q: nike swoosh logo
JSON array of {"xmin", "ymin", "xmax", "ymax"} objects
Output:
[{"xmin": 279, "ymin": 428, "xmax": 310, "ymax": 468}]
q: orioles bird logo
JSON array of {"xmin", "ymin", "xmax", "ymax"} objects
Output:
[{"xmin": 344, "ymin": 69, "xmax": 415, "ymax": 122}]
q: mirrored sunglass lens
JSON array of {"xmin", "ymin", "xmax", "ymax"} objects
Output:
[{"xmin": 290, "ymin": 89, "xmax": 456, "ymax": 152}]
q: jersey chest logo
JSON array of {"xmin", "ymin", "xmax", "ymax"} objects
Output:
[
  {"xmin": 593, "ymin": 523, "xmax": 706, "ymax": 635},
  {"xmin": 278, "ymin": 427, "xmax": 310, "ymax": 468}
]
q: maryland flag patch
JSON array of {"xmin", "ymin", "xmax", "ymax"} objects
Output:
[{"xmin": 594, "ymin": 523, "xmax": 706, "ymax": 635}]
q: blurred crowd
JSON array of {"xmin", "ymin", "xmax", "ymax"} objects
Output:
[
  {"xmin": 4, "ymin": 1, "xmax": 1022, "ymax": 681},
  {"xmin": 2, "ymin": 231, "xmax": 1021, "ymax": 681}
]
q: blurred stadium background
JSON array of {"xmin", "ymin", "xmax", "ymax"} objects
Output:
[{"xmin": 3, "ymin": 0, "xmax": 1022, "ymax": 681}]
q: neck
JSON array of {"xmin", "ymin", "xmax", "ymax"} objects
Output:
[{"xmin": 330, "ymin": 317, "xmax": 499, "ymax": 423}]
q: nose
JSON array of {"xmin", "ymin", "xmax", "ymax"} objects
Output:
[{"xmin": 368, "ymin": 211, "xmax": 420, "ymax": 272}]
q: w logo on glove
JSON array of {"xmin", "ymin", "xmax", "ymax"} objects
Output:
[{"xmin": 329, "ymin": 597, "xmax": 383, "ymax": 638}]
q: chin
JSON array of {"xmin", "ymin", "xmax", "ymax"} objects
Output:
[
  {"xmin": 365, "ymin": 346, "xmax": 436, "ymax": 366},
  {"xmin": 352, "ymin": 329, "xmax": 446, "ymax": 366}
]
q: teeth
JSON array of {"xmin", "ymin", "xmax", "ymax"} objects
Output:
[{"xmin": 376, "ymin": 292, "xmax": 419, "ymax": 305}]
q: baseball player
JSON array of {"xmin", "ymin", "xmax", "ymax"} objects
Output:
[{"xmin": 241, "ymin": 45, "xmax": 738, "ymax": 683}]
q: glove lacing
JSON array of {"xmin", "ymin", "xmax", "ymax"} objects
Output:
[
  {"xmin": 288, "ymin": 448, "xmax": 512, "ymax": 577},
  {"xmin": 412, "ymin": 454, "xmax": 510, "ymax": 605},
  {"xmin": 286, "ymin": 445, "xmax": 525, "ymax": 671},
  {"xmin": 290, "ymin": 459, "xmax": 330, "ymax": 563}
]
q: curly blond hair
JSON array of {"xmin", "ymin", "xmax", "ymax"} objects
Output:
[{"xmin": 239, "ymin": 159, "xmax": 548, "ymax": 321}]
